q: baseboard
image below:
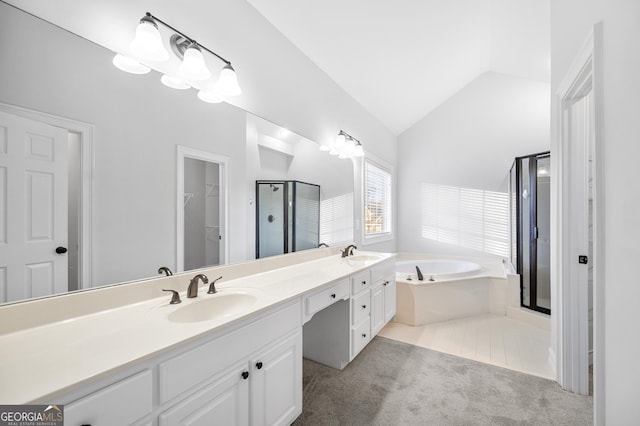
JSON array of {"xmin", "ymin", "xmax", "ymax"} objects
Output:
[
  {"xmin": 548, "ymin": 347, "xmax": 557, "ymax": 380},
  {"xmin": 506, "ymin": 306, "xmax": 551, "ymax": 331}
]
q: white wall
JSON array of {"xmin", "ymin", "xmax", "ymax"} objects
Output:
[
  {"xmin": 397, "ymin": 71, "xmax": 550, "ymax": 257},
  {"xmin": 551, "ymin": 0, "xmax": 640, "ymax": 422}
]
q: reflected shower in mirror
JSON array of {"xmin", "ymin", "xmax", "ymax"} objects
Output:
[{"xmin": 255, "ymin": 181, "xmax": 320, "ymax": 258}]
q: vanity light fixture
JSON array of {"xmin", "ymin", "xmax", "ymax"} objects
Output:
[
  {"xmin": 320, "ymin": 130, "xmax": 365, "ymax": 159},
  {"xmin": 129, "ymin": 14, "xmax": 170, "ymax": 62},
  {"xmin": 113, "ymin": 12, "xmax": 242, "ymax": 103}
]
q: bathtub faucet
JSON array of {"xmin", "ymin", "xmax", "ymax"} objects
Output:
[
  {"xmin": 341, "ymin": 244, "xmax": 357, "ymax": 257},
  {"xmin": 416, "ymin": 266, "xmax": 424, "ymax": 281}
]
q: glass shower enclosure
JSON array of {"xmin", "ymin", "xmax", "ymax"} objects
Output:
[
  {"xmin": 510, "ymin": 152, "xmax": 551, "ymax": 314},
  {"xmin": 255, "ymin": 180, "xmax": 320, "ymax": 259}
]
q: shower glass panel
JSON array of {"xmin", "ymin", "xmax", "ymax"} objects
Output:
[
  {"xmin": 510, "ymin": 152, "xmax": 551, "ymax": 314},
  {"xmin": 256, "ymin": 182, "xmax": 285, "ymax": 258},
  {"xmin": 255, "ymin": 180, "xmax": 320, "ymax": 258},
  {"xmin": 293, "ymin": 182, "xmax": 321, "ymax": 251},
  {"xmin": 536, "ymin": 157, "xmax": 551, "ymax": 310}
]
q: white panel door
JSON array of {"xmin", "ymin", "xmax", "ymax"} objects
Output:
[{"xmin": 0, "ymin": 111, "xmax": 68, "ymax": 303}]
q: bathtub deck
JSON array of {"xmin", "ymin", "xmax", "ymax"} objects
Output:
[{"xmin": 379, "ymin": 313, "xmax": 553, "ymax": 380}]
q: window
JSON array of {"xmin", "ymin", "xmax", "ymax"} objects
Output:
[
  {"xmin": 421, "ymin": 183, "xmax": 509, "ymax": 257},
  {"xmin": 364, "ymin": 160, "xmax": 392, "ymax": 237},
  {"xmin": 320, "ymin": 192, "xmax": 354, "ymax": 245}
]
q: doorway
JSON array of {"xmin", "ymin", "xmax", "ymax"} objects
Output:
[
  {"xmin": 176, "ymin": 146, "xmax": 228, "ymax": 272},
  {"xmin": 510, "ymin": 152, "xmax": 551, "ymax": 315},
  {"xmin": 554, "ymin": 25, "xmax": 602, "ymax": 405}
]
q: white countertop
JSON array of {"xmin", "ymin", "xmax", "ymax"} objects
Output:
[{"xmin": 0, "ymin": 251, "xmax": 394, "ymax": 403}]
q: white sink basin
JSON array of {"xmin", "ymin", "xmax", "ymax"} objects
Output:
[
  {"xmin": 168, "ymin": 292, "xmax": 258, "ymax": 323},
  {"xmin": 346, "ymin": 254, "xmax": 383, "ymax": 262}
]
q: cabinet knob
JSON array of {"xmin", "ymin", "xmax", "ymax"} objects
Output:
[
  {"xmin": 256, "ymin": 361, "xmax": 263, "ymax": 370},
  {"xmin": 361, "ymin": 280, "xmax": 366, "ymax": 285},
  {"xmin": 242, "ymin": 371, "xmax": 249, "ymax": 380},
  {"xmin": 330, "ymin": 293, "xmax": 336, "ymax": 299},
  {"xmin": 362, "ymin": 333, "xmax": 367, "ymax": 339},
  {"xmin": 55, "ymin": 246, "xmax": 68, "ymax": 254},
  {"xmin": 383, "ymin": 280, "xmax": 389, "ymax": 286},
  {"xmin": 362, "ymin": 304, "xmax": 367, "ymax": 309}
]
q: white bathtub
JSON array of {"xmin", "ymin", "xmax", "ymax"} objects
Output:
[
  {"xmin": 395, "ymin": 259, "xmax": 482, "ymax": 282},
  {"xmin": 395, "ymin": 258, "xmax": 506, "ymax": 326}
]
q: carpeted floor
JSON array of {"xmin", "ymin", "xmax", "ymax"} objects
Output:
[{"xmin": 293, "ymin": 337, "xmax": 592, "ymax": 425}]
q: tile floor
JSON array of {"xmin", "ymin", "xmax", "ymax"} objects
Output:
[{"xmin": 378, "ymin": 313, "xmax": 554, "ymax": 379}]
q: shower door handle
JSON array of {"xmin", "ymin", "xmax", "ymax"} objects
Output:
[{"xmin": 533, "ymin": 227, "xmax": 539, "ymax": 239}]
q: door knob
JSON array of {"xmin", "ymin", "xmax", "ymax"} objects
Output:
[{"xmin": 55, "ymin": 246, "xmax": 68, "ymax": 254}]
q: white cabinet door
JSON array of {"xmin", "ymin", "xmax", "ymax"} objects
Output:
[
  {"xmin": 384, "ymin": 278, "xmax": 397, "ymax": 322},
  {"xmin": 65, "ymin": 370, "xmax": 152, "ymax": 426},
  {"xmin": 370, "ymin": 283, "xmax": 385, "ymax": 335},
  {"xmin": 159, "ymin": 365, "xmax": 250, "ymax": 426},
  {"xmin": 250, "ymin": 330, "xmax": 302, "ymax": 426}
]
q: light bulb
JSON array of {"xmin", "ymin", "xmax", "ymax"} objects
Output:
[
  {"xmin": 335, "ymin": 133, "xmax": 346, "ymax": 148},
  {"xmin": 112, "ymin": 54, "xmax": 150, "ymax": 74},
  {"xmin": 161, "ymin": 74, "xmax": 190, "ymax": 90},
  {"xmin": 354, "ymin": 144, "xmax": 365, "ymax": 157},
  {"xmin": 129, "ymin": 17, "xmax": 169, "ymax": 62},
  {"xmin": 343, "ymin": 140, "xmax": 357, "ymax": 157},
  {"xmin": 179, "ymin": 43, "xmax": 211, "ymax": 81},
  {"xmin": 198, "ymin": 90, "xmax": 224, "ymax": 104},
  {"xmin": 215, "ymin": 64, "xmax": 242, "ymax": 96}
]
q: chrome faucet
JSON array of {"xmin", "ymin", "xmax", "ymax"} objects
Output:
[
  {"xmin": 207, "ymin": 276, "xmax": 223, "ymax": 294},
  {"xmin": 188, "ymin": 274, "xmax": 208, "ymax": 298},
  {"xmin": 318, "ymin": 243, "xmax": 329, "ymax": 248},
  {"xmin": 341, "ymin": 244, "xmax": 357, "ymax": 258},
  {"xmin": 158, "ymin": 266, "xmax": 173, "ymax": 276}
]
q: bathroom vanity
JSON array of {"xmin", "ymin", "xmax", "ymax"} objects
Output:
[{"xmin": 0, "ymin": 249, "xmax": 395, "ymax": 426}]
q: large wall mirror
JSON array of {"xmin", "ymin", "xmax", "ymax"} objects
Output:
[{"xmin": 0, "ymin": 2, "xmax": 354, "ymax": 305}]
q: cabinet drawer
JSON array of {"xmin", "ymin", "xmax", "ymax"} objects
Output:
[
  {"xmin": 351, "ymin": 289, "xmax": 371, "ymax": 326},
  {"xmin": 304, "ymin": 278, "xmax": 349, "ymax": 322},
  {"xmin": 351, "ymin": 320, "xmax": 371, "ymax": 359},
  {"xmin": 351, "ymin": 270, "xmax": 371, "ymax": 294},
  {"xmin": 65, "ymin": 370, "xmax": 152, "ymax": 426}
]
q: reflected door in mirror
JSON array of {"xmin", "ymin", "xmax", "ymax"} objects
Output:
[{"xmin": 0, "ymin": 111, "xmax": 71, "ymax": 303}]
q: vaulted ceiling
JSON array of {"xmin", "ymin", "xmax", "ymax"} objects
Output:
[{"xmin": 247, "ymin": 0, "xmax": 550, "ymax": 134}]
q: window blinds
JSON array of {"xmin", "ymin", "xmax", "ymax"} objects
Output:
[{"xmin": 364, "ymin": 161, "xmax": 392, "ymax": 235}]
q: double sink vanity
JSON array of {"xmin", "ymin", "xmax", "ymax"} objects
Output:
[{"xmin": 0, "ymin": 248, "xmax": 396, "ymax": 426}]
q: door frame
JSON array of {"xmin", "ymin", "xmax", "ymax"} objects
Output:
[
  {"xmin": 553, "ymin": 22, "xmax": 604, "ymax": 416},
  {"xmin": 0, "ymin": 102, "xmax": 94, "ymax": 289},
  {"xmin": 176, "ymin": 146, "xmax": 229, "ymax": 272}
]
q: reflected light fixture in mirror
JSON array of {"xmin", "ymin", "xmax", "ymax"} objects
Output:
[
  {"xmin": 197, "ymin": 90, "xmax": 224, "ymax": 103},
  {"xmin": 112, "ymin": 54, "xmax": 150, "ymax": 74},
  {"xmin": 161, "ymin": 74, "xmax": 190, "ymax": 90},
  {"xmin": 113, "ymin": 12, "xmax": 242, "ymax": 103},
  {"xmin": 320, "ymin": 130, "xmax": 365, "ymax": 159}
]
